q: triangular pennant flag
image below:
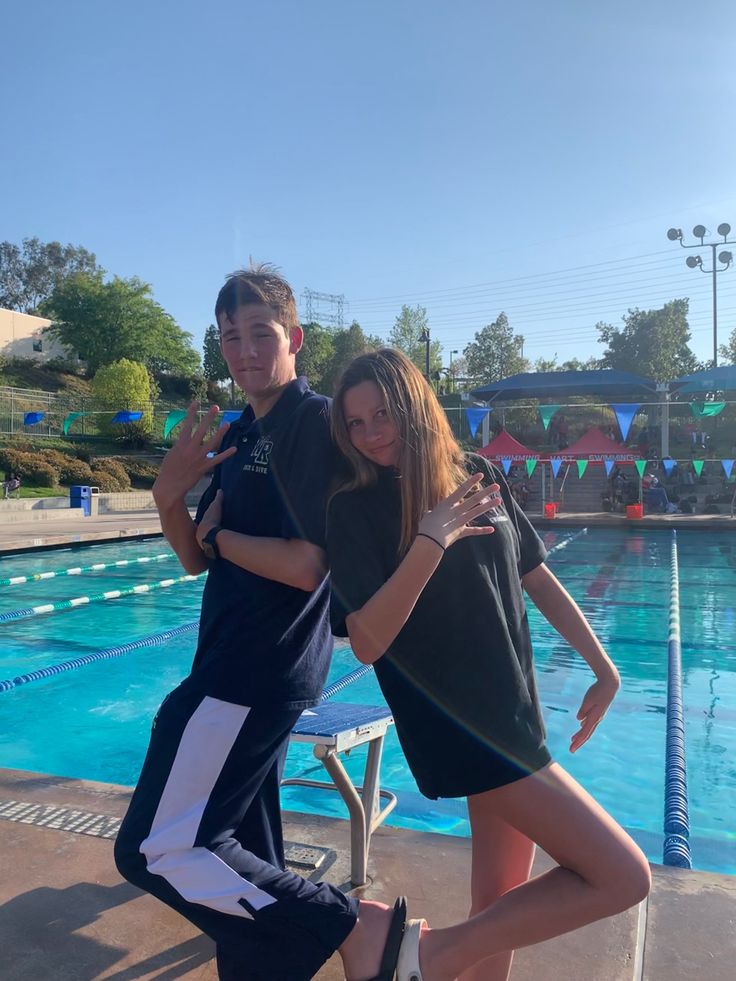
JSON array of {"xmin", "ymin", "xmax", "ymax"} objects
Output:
[
  {"xmin": 692, "ymin": 460, "xmax": 704, "ymax": 477},
  {"xmin": 112, "ymin": 410, "xmax": 143, "ymax": 423},
  {"xmin": 690, "ymin": 401, "xmax": 726, "ymax": 418},
  {"xmin": 635, "ymin": 460, "xmax": 647, "ymax": 478},
  {"xmin": 465, "ymin": 407, "xmax": 491, "ymax": 439},
  {"xmin": 62, "ymin": 411, "xmax": 87, "ymax": 435},
  {"xmin": 604, "ymin": 459, "xmax": 615, "ymax": 476},
  {"xmin": 221, "ymin": 410, "xmax": 242, "ymax": 426},
  {"xmin": 538, "ymin": 405, "xmax": 561, "ymax": 431},
  {"xmin": 662, "ymin": 459, "xmax": 676, "ymax": 477},
  {"xmin": 525, "ymin": 459, "xmax": 538, "ymax": 477},
  {"xmin": 501, "ymin": 457, "xmax": 512, "ymax": 475},
  {"xmin": 577, "ymin": 459, "xmax": 588, "ymax": 478},
  {"xmin": 551, "ymin": 458, "xmax": 563, "ymax": 478},
  {"xmin": 723, "ymin": 459, "xmax": 734, "ymax": 479},
  {"xmin": 163, "ymin": 409, "xmax": 188, "ymax": 440},
  {"xmin": 612, "ymin": 404, "xmax": 640, "ymax": 441},
  {"xmin": 23, "ymin": 411, "xmax": 45, "ymax": 425}
]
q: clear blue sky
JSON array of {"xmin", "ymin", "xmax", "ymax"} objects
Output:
[{"xmin": 4, "ymin": 0, "xmax": 736, "ymax": 369}]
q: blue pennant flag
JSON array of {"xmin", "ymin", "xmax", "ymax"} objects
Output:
[
  {"xmin": 500, "ymin": 457, "xmax": 512, "ymax": 475},
  {"xmin": 220, "ymin": 410, "xmax": 242, "ymax": 426},
  {"xmin": 465, "ymin": 406, "xmax": 491, "ymax": 439},
  {"xmin": 551, "ymin": 458, "xmax": 563, "ymax": 478},
  {"xmin": 23, "ymin": 411, "xmax": 45, "ymax": 425},
  {"xmin": 112, "ymin": 411, "xmax": 143, "ymax": 424},
  {"xmin": 611, "ymin": 403, "xmax": 640, "ymax": 441},
  {"xmin": 662, "ymin": 459, "xmax": 676, "ymax": 477},
  {"xmin": 723, "ymin": 459, "xmax": 734, "ymax": 479},
  {"xmin": 604, "ymin": 459, "xmax": 615, "ymax": 476}
]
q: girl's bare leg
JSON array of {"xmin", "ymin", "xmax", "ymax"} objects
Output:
[
  {"xmin": 458, "ymin": 806, "xmax": 535, "ymax": 981},
  {"xmin": 415, "ymin": 763, "xmax": 651, "ymax": 981}
]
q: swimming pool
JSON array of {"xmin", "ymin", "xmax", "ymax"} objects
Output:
[{"xmin": 0, "ymin": 528, "xmax": 734, "ymax": 874}]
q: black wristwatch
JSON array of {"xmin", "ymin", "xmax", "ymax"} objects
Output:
[{"xmin": 201, "ymin": 525, "xmax": 223, "ymax": 561}]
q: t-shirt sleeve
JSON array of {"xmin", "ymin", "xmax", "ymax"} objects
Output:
[
  {"xmin": 276, "ymin": 399, "xmax": 335, "ymax": 549},
  {"xmin": 326, "ymin": 490, "xmax": 389, "ymax": 637},
  {"xmin": 469, "ymin": 455, "xmax": 547, "ymax": 576}
]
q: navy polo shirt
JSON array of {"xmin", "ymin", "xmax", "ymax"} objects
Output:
[{"xmin": 190, "ymin": 377, "xmax": 334, "ymax": 709}]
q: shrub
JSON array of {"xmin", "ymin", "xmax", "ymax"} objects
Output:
[
  {"xmin": 92, "ymin": 458, "xmax": 131, "ymax": 488},
  {"xmin": 116, "ymin": 456, "xmax": 159, "ymax": 488},
  {"xmin": 24, "ymin": 461, "xmax": 59, "ymax": 487},
  {"xmin": 90, "ymin": 469, "xmax": 128, "ymax": 492},
  {"xmin": 112, "ymin": 420, "xmax": 153, "ymax": 449},
  {"xmin": 57, "ymin": 458, "xmax": 96, "ymax": 486}
]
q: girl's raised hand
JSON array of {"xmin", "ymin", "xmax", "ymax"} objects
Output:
[{"xmin": 417, "ymin": 473, "xmax": 502, "ymax": 551}]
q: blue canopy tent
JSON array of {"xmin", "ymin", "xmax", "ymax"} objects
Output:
[
  {"xmin": 470, "ymin": 369, "xmax": 657, "ymax": 402},
  {"xmin": 669, "ymin": 365, "xmax": 736, "ymax": 394}
]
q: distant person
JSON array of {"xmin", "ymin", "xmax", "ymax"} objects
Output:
[
  {"xmin": 645, "ymin": 478, "xmax": 669, "ymax": 514},
  {"xmin": 3, "ymin": 473, "xmax": 21, "ymax": 498}
]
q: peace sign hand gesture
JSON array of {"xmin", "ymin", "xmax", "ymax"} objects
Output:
[
  {"xmin": 417, "ymin": 473, "xmax": 502, "ymax": 551},
  {"xmin": 153, "ymin": 402, "xmax": 237, "ymax": 509}
]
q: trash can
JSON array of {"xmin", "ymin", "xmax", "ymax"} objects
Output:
[
  {"xmin": 69, "ymin": 484, "xmax": 91, "ymax": 517},
  {"xmin": 89, "ymin": 486, "xmax": 100, "ymax": 517},
  {"xmin": 626, "ymin": 504, "xmax": 643, "ymax": 520},
  {"xmin": 543, "ymin": 502, "xmax": 558, "ymax": 519}
]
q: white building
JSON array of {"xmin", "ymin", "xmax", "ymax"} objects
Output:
[{"xmin": 0, "ymin": 307, "xmax": 69, "ymax": 362}]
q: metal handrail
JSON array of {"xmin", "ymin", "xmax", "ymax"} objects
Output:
[{"xmin": 558, "ymin": 463, "xmax": 572, "ymax": 510}]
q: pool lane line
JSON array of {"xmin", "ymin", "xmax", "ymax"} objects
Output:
[
  {"xmin": 663, "ymin": 529, "xmax": 692, "ymax": 869},
  {"xmin": 0, "ymin": 620, "xmax": 200, "ymax": 692},
  {"xmin": 0, "ymin": 552, "xmax": 174, "ymax": 587},
  {"xmin": 545, "ymin": 527, "xmax": 588, "ymax": 556},
  {"xmin": 0, "ymin": 573, "xmax": 204, "ymax": 625}
]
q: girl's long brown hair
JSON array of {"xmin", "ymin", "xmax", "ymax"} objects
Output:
[{"xmin": 332, "ymin": 348, "xmax": 468, "ymax": 553}]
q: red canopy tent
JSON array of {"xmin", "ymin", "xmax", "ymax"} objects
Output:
[
  {"xmin": 478, "ymin": 430, "xmax": 538, "ymax": 460},
  {"xmin": 557, "ymin": 427, "xmax": 636, "ymax": 462}
]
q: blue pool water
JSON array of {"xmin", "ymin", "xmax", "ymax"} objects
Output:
[{"xmin": 0, "ymin": 529, "xmax": 734, "ymax": 874}]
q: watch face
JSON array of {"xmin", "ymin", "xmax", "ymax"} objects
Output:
[{"xmin": 202, "ymin": 539, "xmax": 216, "ymax": 560}]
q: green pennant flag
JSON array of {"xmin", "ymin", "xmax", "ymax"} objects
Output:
[
  {"xmin": 163, "ymin": 409, "xmax": 188, "ymax": 440},
  {"xmin": 690, "ymin": 401, "xmax": 726, "ymax": 418},
  {"xmin": 62, "ymin": 411, "xmax": 87, "ymax": 435},
  {"xmin": 577, "ymin": 459, "xmax": 588, "ymax": 478},
  {"xmin": 525, "ymin": 459, "xmax": 538, "ymax": 477},
  {"xmin": 692, "ymin": 459, "xmax": 704, "ymax": 476},
  {"xmin": 635, "ymin": 460, "xmax": 647, "ymax": 478},
  {"xmin": 539, "ymin": 405, "xmax": 561, "ymax": 430}
]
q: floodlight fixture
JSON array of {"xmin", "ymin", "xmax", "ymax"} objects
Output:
[
  {"xmin": 686, "ymin": 255, "xmax": 701, "ymax": 268},
  {"xmin": 719, "ymin": 250, "xmax": 733, "ymax": 266},
  {"xmin": 693, "ymin": 224, "xmax": 707, "ymax": 240},
  {"xmin": 666, "ymin": 228, "xmax": 682, "ymax": 241},
  {"xmin": 718, "ymin": 223, "xmax": 732, "ymax": 238}
]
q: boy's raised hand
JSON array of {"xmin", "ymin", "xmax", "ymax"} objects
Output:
[{"xmin": 153, "ymin": 403, "xmax": 237, "ymax": 508}]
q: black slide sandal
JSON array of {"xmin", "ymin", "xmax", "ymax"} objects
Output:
[{"xmin": 363, "ymin": 896, "xmax": 407, "ymax": 981}]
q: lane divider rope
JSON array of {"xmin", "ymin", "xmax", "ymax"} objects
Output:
[
  {"xmin": 0, "ymin": 552, "xmax": 174, "ymax": 587},
  {"xmin": 663, "ymin": 529, "xmax": 691, "ymax": 869},
  {"xmin": 0, "ymin": 621, "xmax": 200, "ymax": 692},
  {"xmin": 546, "ymin": 526, "xmax": 588, "ymax": 555},
  {"xmin": 0, "ymin": 573, "xmax": 204, "ymax": 625}
]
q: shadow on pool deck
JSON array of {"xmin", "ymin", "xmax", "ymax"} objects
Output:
[{"xmin": 0, "ymin": 767, "xmax": 734, "ymax": 980}]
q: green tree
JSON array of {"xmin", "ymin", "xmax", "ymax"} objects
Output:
[
  {"xmin": 597, "ymin": 299, "xmax": 699, "ymax": 382},
  {"xmin": 41, "ymin": 272, "xmax": 200, "ymax": 375},
  {"xmin": 296, "ymin": 322, "xmax": 336, "ymax": 394},
  {"xmin": 320, "ymin": 321, "xmax": 383, "ymax": 396},
  {"xmin": 534, "ymin": 354, "xmax": 601, "ymax": 371},
  {"xmin": 719, "ymin": 325, "xmax": 736, "ymax": 366},
  {"xmin": 202, "ymin": 323, "xmax": 229, "ymax": 382},
  {"xmin": 91, "ymin": 359, "xmax": 154, "ymax": 438},
  {"xmin": 0, "ymin": 238, "xmax": 100, "ymax": 313},
  {"xmin": 388, "ymin": 305, "xmax": 442, "ymax": 375},
  {"xmin": 463, "ymin": 313, "xmax": 529, "ymax": 384}
]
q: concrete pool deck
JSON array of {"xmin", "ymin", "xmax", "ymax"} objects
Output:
[
  {"xmin": 1, "ymin": 506, "xmax": 735, "ymax": 977},
  {"xmin": 0, "ymin": 504, "xmax": 733, "ymax": 555},
  {"xmin": 0, "ymin": 766, "xmax": 734, "ymax": 980}
]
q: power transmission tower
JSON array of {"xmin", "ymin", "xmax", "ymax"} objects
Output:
[{"xmin": 302, "ymin": 288, "xmax": 345, "ymax": 327}]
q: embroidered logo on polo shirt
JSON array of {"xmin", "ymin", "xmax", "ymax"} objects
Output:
[{"xmin": 252, "ymin": 437, "xmax": 273, "ymax": 467}]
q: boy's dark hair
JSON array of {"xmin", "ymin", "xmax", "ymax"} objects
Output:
[{"xmin": 215, "ymin": 262, "xmax": 298, "ymax": 333}]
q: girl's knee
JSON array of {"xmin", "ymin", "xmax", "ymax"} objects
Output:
[{"xmin": 603, "ymin": 851, "xmax": 651, "ymax": 913}]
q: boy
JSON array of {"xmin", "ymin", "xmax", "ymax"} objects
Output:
[{"xmin": 114, "ymin": 265, "xmax": 405, "ymax": 981}]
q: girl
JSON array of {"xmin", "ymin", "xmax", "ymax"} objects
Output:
[{"xmin": 326, "ymin": 348, "xmax": 650, "ymax": 981}]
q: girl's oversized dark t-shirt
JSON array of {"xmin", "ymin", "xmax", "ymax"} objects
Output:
[{"xmin": 326, "ymin": 453, "xmax": 552, "ymax": 799}]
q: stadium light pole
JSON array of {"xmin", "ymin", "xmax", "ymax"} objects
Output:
[
  {"xmin": 419, "ymin": 327, "xmax": 431, "ymax": 380},
  {"xmin": 666, "ymin": 223, "xmax": 734, "ymax": 368}
]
